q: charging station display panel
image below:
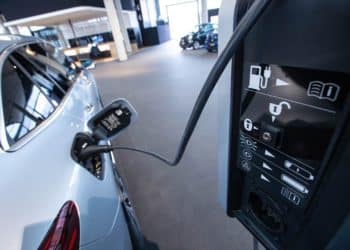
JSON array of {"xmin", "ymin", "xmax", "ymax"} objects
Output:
[
  {"xmin": 220, "ymin": 1, "xmax": 350, "ymax": 248},
  {"xmin": 238, "ymin": 64, "xmax": 350, "ymax": 209}
]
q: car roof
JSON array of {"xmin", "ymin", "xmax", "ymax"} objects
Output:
[{"xmin": 0, "ymin": 34, "xmax": 39, "ymax": 55}]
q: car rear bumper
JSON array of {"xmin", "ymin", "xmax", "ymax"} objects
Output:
[
  {"xmin": 207, "ymin": 42, "xmax": 218, "ymax": 52},
  {"xmin": 80, "ymin": 205, "xmax": 133, "ymax": 250},
  {"xmin": 80, "ymin": 152, "xmax": 134, "ymax": 250}
]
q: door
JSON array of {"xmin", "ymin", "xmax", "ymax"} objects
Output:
[{"xmin": 166, "ymin": 1, "xmax": 200, "ymax": 39}]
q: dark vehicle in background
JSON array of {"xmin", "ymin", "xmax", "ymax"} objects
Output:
[
  {"xmin": 206, "ymin": 29, "xmax": 218, "ymax": 53},
  {"xmin": 80, "ymin": 58, "xmax": 95, "ymax": 69},
  {"xmin": 179, "ymin": 23, "xmax": 216, "ymax": 50},
  {"xmin": 70, "ymin": 56, "xmax": 96, "ymax": 69}
]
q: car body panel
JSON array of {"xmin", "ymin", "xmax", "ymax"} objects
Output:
[
  {"xmin": 0, "ymin": 35, "xmax": 34, "ymax": 52},
  {"xmin": 0, "ymin": 35, "xmax": 132, "ymax": 249},
  {"xmin": 81, "ymin": 207, "xmax": 133, "ymax": 250}
]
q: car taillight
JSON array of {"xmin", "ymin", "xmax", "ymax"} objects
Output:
[{"xmin": 39, "ymin": 201, "xmax": 80, "ymax": 250}]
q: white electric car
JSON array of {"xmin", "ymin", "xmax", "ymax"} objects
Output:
[{"xmin": 0, "ymin": 35, "xmax": 138, "ymax": 250}]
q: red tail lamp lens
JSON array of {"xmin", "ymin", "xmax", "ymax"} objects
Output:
[{"xmin": 38, "ymin": 201, "xmax": 80, "ymax": 250}]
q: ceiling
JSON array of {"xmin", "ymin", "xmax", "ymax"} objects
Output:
[
  {"xmin": 0, "ymin": 0, "xmax": 104, "ymax": 20},
  {"xmin": 4, "ymin": 6, "xmax": 107, "ymax": 27}
]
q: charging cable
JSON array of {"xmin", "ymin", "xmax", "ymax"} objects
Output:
[{"xmin": 78, "ymin": 0, "xmax": 273, "ymax": 166}]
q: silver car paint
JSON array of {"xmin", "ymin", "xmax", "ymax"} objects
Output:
[{"xmin": 0, "ymin": 36, "xmax": 132, "ymax": 249}]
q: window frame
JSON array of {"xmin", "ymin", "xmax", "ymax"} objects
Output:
[{"xmin": 0, "ymin": 40, "xmax": 78, "ymax": 151}]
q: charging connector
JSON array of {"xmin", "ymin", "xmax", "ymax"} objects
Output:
[{"xmin": 73, "ymin": 0, "xmax": 273, "ymax": 166}]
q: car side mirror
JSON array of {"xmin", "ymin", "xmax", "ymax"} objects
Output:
[{"xmin": 88, "ymin": 99, "xmax": 137, "ymax": 140}]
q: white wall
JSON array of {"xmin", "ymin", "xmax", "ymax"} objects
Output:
[
  {"xmin": 122, "ymin": 11, "xmax": 139, "ymax": 28},
  {"xmin": 58, "ymin": 12, "xmax": 137, "ymax": 43},
  {"xmin": 59, "ymin": 17, "xmax": 112, "ymax": 40}
]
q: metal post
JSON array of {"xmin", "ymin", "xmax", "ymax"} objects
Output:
[
  {"xmin": 68, "ymin": 19, "xmax": 79, "ymax": 46},
  {"xmin": 0, "ymin": 15, "xmax": 10, "ymax": 34}
]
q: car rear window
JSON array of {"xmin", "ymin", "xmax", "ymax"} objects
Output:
[
  {"xmin": 1, "ymin": 58, "xmax": 56, "ymax": 145},
  {"xmin": 1, "ymin": 42, "xmax": 79, "ymax": 147}
]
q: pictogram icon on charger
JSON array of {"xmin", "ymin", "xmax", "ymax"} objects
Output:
[
  {"xmin": 248, "ymin": 65, "xmax": 271, "ymax": 90},
  {"xmin": 307, "ymin": 81, "xmax": 340, "ymax": 102},
  {"xmin": 269, "ymin": 101, "xmax": 291, "ymax": 122}
]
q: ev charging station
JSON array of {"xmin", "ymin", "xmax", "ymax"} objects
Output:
[
  {"xmin": 218, "ymin": 0, "xmax": 350, "ymax": 249},
  {"xmin": 67, "ymin": 0, "xmax": 350, "ymax": 249}
]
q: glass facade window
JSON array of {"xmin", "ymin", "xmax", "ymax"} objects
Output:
[{"xmin": 207, "ymin": 0, "xmax": 221, "ymax": 10}]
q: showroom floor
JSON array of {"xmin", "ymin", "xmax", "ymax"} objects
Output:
[{"xmin": 93, "ymin": 41, "xmax": 253, "ymax": 250}]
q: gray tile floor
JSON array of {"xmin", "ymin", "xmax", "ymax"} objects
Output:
[{"xmin": 93, "ymin": 41, "xmax": 253, "ymax": 250}]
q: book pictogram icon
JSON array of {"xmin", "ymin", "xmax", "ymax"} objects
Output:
[{"xmin": 307, "ymin": 81, "xmax": 340, "ymax": 102}]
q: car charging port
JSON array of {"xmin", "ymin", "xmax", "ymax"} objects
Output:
[
  {"xmin": 71, "ymin": 132, "xmax": 104, "ymax": 180},
  {"xmin": 248, "ymin": 192, "xmax": 284, "ymax": 233},
  {"xmin": 84, "ymin": 154, "xmax": 104, "ymax": 180}
]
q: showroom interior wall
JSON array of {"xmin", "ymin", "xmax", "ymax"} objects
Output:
[
  {"xmin": 58, "ymin": 17, "xmax": 112, "ymax": 46},
  {"xmin": 0, "ymin": 0, "xmax": 132, "ymax": 61},
  {"xmin": 57, "ymin": 10, "xmax": 138, "ymax": 54},
  {"xmin": 0, "ymin": 0, "xmax": 220, "ymax": 58}
]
